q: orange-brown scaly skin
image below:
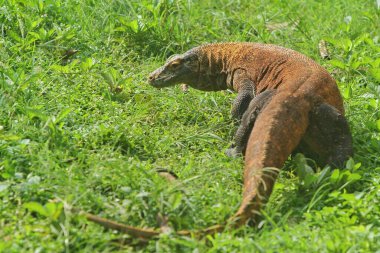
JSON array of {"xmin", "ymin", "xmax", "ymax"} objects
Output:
[
  {"xmin": 149, "ymin": 43, "xmax": 344, "ymax": 117},
  {"xmin": 82, "ymin": 43, "xmax": 353, "ymax": 239}
]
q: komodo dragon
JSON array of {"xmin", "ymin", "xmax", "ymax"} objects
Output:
[{"xmin": 79, "ymin": 42, "xmax": 353, "ymax": 239}]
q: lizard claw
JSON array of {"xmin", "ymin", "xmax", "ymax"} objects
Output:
[{"xmin": 225, "ymin": 147, "xmax": 242, "ymax": 158}]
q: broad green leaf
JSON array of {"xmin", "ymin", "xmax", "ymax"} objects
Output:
[
  {"xmin": 348, "ymin": 173, "xmax": 361, "ymax": 182},
  {"xmin": 169, "ymin": 192, "xmax": 182, "ymax": 210},
  {"xmin": 38, "ymin": 0, "xmax": 44, "ymax": 12},
  {"xmin": 45, "ymin": 202, "xmax": 63, "ymax": 220},
  {"xmin": 30, "ymin": 18, "xmax": 43, "ymax": 30},
  {"xmin": 128, "ymin": 20, "xmax": 139, "ymax": 33},
  {"xmin": 50, "ymin": 64, "xmax": 72, "ymax": 74},
  {"xmin": 369, "ymin": 99, "xmax": 378, "ymax": 109},
  {"xmin": 323, "ymin": 38, "xmax": 339, "ymax": 47},
  {"xmin": 342, "ymin": 86, "xmax": 352, "ymax": 99},
  {"xmin": 330, "ymin": 169, "xmax": 340, "ymax": 183},
  {"xmin": 101, "ymin": 68, "xmax": 120, "ymax": 87},
  {"xmin": 345, "ymin": 158, "xmax": 355, "ymax": 171},
  {"xmin": 28, "ymin": 31, "xmax": 41, "ymax": 40},
  {"xmin": 24, "ymin": 107, "xmax": 47, "ymax": 121},
  {"xmin": 329, "ymin": 59, "xmax": 346, "ymax": 70},
  {"xmin": 134, "ymin": 94, "xmax": 147, "ymax": 102},
  {"xmin": 369, "ymin": 68, "xmax": 380, "ymax": 82},
  {"xmin": 293, "ymin": 153, "xmax": 315, "ymax": 187},
  {"xmin": 350, "ymin": 60, "xmax": 361, "ymax": 70},
  {"xmin": 370, "ymin": 58, "xmax": 380, "ymax": 68},
  {"xmin": 7, "ymin": 30, "xmax": 22, "ymax": 43},
  {"xmin": 340, "ymin": 193, "xmax": 356, "ymax": 202},
  {"xmin": 0, "ymin": 134, "xmax": 21, "ymax": 141},
  {"xmin": 353, "ymin": 33, "xmax": 369, "ymax": 47},
  {"xmin": 38, "ymin": 28, "xmax": 48, "ymax": 40},
  {"xmin": 304, "ymin": 174, "xmax": 317, "ymax": 187},
  {"xmin": 316, "ymin": 166, "xmax": 331, "ymax": 185},
  {"xmin": 101, "ymin": 72, "xmax": 115, "ymax": 86},
  {"xmin": 55, "ymin": 108, "xmax": 72, "ymax": 123},
  {"xmin": 45, "ymin": 202, "xmax": 57, "ymax": 216},
  {"xmin": 24, "ymin": 202, "xmax": 48, "ymax": 217},
  {"xmin": 80, "ymin": 58, "xmax": 94, "ymax": 71},
  {"xmin": 354, "ymin": 162, "xmax": 361, "ymax": 171},
  {"xmin": 329, "ymin": 190, "xmax": 340, "ymax": 199},
  {"xmin": 113, "ymin": 26, "xmax": 127, "ymax": 32},
  {"xmin": 341, "ymin": 38, "xmax": 353, "ymax": 52}
]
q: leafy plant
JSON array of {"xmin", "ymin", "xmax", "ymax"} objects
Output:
[{"xmin": 0, "ymin": 0, "xmax": 379, "ymax": 252}]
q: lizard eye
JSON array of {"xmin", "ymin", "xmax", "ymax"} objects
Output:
[{"xmin": 169, "ymin": 60, "xmax": 181, "ymax": 69}]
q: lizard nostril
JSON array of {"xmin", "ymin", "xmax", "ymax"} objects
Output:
[{"xmin": 148, "ymin": 74, "xmax": 155, "ymax": 81}]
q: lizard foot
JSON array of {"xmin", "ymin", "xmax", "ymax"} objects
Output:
[{"xmin": 225, "ymin": 146, "xmax": 243, "ymax": 158}]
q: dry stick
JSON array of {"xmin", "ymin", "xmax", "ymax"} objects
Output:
[
  {"xmin": 83, "ymin": 211, "xmax": 159, "ymax": 239},
  {"xmin": 78, "ymin": 209, "xmax": 226, "ymax": 239}
]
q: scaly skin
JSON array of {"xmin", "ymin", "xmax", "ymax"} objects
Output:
[{"xmin": 80, "ymin": 42, "xmax": 353, "ymax": 239}]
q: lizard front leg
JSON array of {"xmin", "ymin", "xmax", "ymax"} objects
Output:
[
  {"xmin": 226, "ymin": 90, "xmax": 276, "ymax": 157},
  {"xmin": 230, "ymin": 70, "xmax": 255, "ymax": 119}
]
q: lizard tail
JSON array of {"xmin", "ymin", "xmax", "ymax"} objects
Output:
[{"xmin": 231, "ymin": 91, "xmax": 312, "ymax": 225}]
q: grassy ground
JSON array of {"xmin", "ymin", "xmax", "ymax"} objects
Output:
[{"xmin": 0, "ymin": 0, "xmax": 379, "ymax": 252}]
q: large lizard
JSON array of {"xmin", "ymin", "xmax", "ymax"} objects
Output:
[
  {"xmin": 148, "ymin": 43, "xmax": 352, "ymax": 166},
  {"xmin": 79, "ymin": 42, "xmax": 353, "ymax": 239}
]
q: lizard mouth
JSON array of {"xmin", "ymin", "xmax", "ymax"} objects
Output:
[{"xmin": 149, "ymin": 76, "xmax": 176, "ymax": 88}]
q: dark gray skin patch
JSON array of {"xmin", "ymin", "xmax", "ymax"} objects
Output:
[
  {"xmin": 230, "ymin": 70, "xmax": 255, "ymax": 120},
  {"xmin": 305, "ymin": 103, "xmax": 353, "ymax": 168},
  {"xmin": 226, "ymin": 89, "xmax": 276, "ymax": 157}
]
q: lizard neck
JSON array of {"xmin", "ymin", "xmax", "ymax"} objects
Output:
[{"xmin": 189, "ymin": 46, "xmax": 230, "ymax": 91}]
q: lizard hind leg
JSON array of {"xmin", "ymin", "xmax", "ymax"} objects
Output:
[
  {"xmin": 230, "ymin": 92, "xmax": 312, "ymax": 226},
  {"xmin": 304, "ymin": 103, "xmax": 353, "ymax": 168}
]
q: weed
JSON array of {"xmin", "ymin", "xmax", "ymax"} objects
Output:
[{"xmin": 0, "ymin": 0, "xmax": 379, "ymax": 252}]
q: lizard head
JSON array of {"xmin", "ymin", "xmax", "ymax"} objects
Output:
[{"xmin": 148, "ymin": 52, "xmax": 199, "ymax": 88}]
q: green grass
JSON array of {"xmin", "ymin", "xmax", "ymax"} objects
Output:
[{"xmin": 1, "ymin": 0, "xmax": 379, "ymax": 252}]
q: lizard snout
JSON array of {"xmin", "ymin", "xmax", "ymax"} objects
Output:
[
  {"xmin": 148, "ymin": 67, "xmax": 164, "ymax": 83},
  {"xmin": 148, "ymin": 71, "xmax": 160, "ymax": 86},
  {"xmin": 148, "ymin": 72, "xmax": 156, "ymax": 82}
]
